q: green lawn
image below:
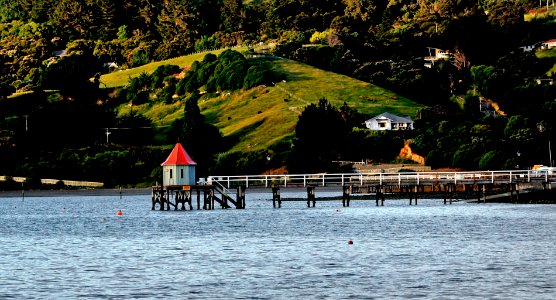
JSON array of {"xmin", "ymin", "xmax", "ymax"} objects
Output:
[
  {"xmin": 100, "ymin": 47, "xmax": 245, "ymax": 88},
  {"xmin": 536, "ymin": 48, "xmax": 556, "ymax": 76}
]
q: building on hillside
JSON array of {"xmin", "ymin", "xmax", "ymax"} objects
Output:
[
  {"xmin": 519, "ymin": 41, "xmax": 543, "ymax": 52},
  {"xmin": 542, "ymin": 39, "xmax": 556, "ymax": 50},
  {"xmin": 161, "ymin": 143, "xmax": 197, "ymax": 186},
  {"xmin": 424, "ymin": 47, "xmax": 451, "ymax": 68},
  {"xmin": 364, "ymin": 112, "xmax": 414, "ymax": 131}
]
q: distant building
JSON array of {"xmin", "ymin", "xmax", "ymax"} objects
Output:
[
  {"xmin": 424, "ymin": 47, "xmax": 451, "ymax": 68},
  {"xmin": 542, "ymin": 39, "xmax": 556, "ymax": 50},
  {"xmin": 103, "ymin": 62, "xmax": 120, "ymax": 71},
  {"xmin": 51, "ymin": 50, "xmax": 67, "ymax": 57},
  {"xmin": 519, "ymin": 41, "xmax": 542, "ymax": 52},
  {"xmin": 161, "ymin": 143, "xmax": 197, "ymax": 186},
  {"xmin": 364, "ymin": 112, "xmax": 414, "ymax": 131}
]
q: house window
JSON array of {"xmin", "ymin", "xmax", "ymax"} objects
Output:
[
  {"xmin": 181, "ymin": 169, "xmax": 184, "ymax": 178},
  {"xmin": 378, "ymin": 122, "xmax": 386, "ymax": 128},
  {"xmin": 170, "ymin": 169, "xmax": 173, "ymax": 179}
]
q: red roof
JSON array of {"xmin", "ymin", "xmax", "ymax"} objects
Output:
[{"xmin": 161, "ymin": 143, "xmax": 197, "ymax": 166}]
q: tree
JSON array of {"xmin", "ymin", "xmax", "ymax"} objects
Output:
[
  {"xmin": 39, "ymin": 53, "xmax": 100, "ymax": 101},
  {"xmin": 289, "ymin": 98, "xmax": 350, "ymax": 173},
  {"xmin": 180, "ymin": 91, "xmax": 223, "ymax": 176}
]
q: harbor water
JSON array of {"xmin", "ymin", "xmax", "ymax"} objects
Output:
[{"xmin": 1, "ymin": 191, "xmax": 555, "ymax": 299}]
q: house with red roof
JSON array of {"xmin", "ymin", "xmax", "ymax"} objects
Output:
[
  {"xmin": 542, "ymin": 39, "xmax": 556, "ymax": 50},
  {"xmin": 161, "ymin": 143, "xmax": 197, "ymax": 186}
]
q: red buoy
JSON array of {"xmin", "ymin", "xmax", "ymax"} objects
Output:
[
  {"xmin": 348, "ymin": 240, "xmax": 353, "ymax": 245},
  {"xmin": 117, "ymin": 210, "xmax": 123, "ymax": 216}
]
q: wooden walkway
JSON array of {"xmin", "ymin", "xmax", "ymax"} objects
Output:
[
  {"xmin": 151, "ymin": 170, "xmax": 555, "ymax": 210},
  {"xmin": 206, "ymin": 170, "xmax": 556, "ymax": 207}
]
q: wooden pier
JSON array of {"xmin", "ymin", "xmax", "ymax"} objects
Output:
[
  {"xmin": 151, "ymin": 184, "xmax": 246, "ymax": 210},
  {"xmin": 207, "ymin": 170, "xmax": 556, "ymax": 208},
  {"xmin": 151, "ymin": 170, "xmax": 555, "ymax": 211}
]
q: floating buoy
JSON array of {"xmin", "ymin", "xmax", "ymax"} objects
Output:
[
  {"xmin": 117, "ymin": 210, "xmax": 123, "ymax": 216},
  {"xmin": 336, "ymin": 209, "xmax": 340, "ymax": 212},
  {"xmin": 348, "ymin": 239, "xmax": 353, "ymax": 245}
]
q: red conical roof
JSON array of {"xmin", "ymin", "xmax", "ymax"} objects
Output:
[{"xmin": 161, "ymin": 143, "xmax": 197, "ymax": 166}]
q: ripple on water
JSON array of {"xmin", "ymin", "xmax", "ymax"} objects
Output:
[{"xmin": 0, "ymin": 196, "xmax": 555, "ymax": 299}]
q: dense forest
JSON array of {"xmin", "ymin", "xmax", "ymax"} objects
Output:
[{"xmin": 1, "ymin": 0, "xmax": 556, "ymax": 188}]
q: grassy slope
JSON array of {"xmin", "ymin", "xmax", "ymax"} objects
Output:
[
  {"xmin": 108, "ymin": 52, "xmax": 423, "ymax": 153},
  {"xmin": 200, "ymin": 58, "xmax": 423, "ymax": 152},
  {"xmin": 536, "ymin": 48, "xmax": 556, "ymax": 76},
  {"xmin": 100, "ymin": 48, "xmax": 242, "ymax": 88}
]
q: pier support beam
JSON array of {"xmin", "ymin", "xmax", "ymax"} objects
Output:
[
  {"xmin": 307, "ymin": 186, "xmax": 316, "ymax": 207},
  {"xmin": 236, "ymin": 186, "xmax": 246, "ymax": 209},
  {"xmin": 272, "ymin": 185, "xmax": 281, "ymax": 208},
  {"xmin": 376, "ymin": 185, "xmax": 385, "ymax": 206},
  {"xmin": 342, "ymin": 185, "xmax": 351, "ymax": 207}
]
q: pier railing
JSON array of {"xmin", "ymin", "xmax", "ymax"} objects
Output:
[{"xmin": 207, "ymin": 170, "xmax": 553, "ymax": 189}]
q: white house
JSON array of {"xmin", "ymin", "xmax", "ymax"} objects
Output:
[
  {"xmin": 161, "ymin": 143, "xmax": 197, "ymax": 186},
  {"xmin": 542, "ymin": 39, "xmax": 556, "ymax": 50},
  {"xmin": 424, "ymin": 47, "xmax": 451, "ymax": 68},
  {"xmin": 365, "ymin": 112, "xmax": 414, "ymax": 131}
]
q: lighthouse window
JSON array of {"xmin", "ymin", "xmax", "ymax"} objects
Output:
[
  {"xmin": 170, "ymin": 169, "xmax": 173, "ymax": 179},
  {"xmin": 181, "ymin": 169, "xmax": 184, "ymax": 178}
]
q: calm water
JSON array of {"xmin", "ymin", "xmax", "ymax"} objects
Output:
[{"xmin": 1, "ymin": 191, "xmax": 555, "ymax": 299}]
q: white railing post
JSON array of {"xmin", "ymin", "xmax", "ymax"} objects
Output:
[
  {"xmin": 454, "ymin": 172, "xmax": 457, "ymax": 184},
  {"xmin": 491, "ymin": 172, "xmax": 494, "ymax": 184},
  {"xmin": 246, "ymin": 176, "xmax": 249, "ymax": 188},
  {"xmin": 360, "ymin": 174, "xmax": 363, "ymax": 185},
  {"xmin": 227, "ymin": 177, "xmax": 230, "ymax": 188},
  {"xmin": 265, "ymin": 175, "xmax": 268, "ymax": 188},
  {"xmin": 509, "ymin": 171, "xmax": 512, "ymax": 183},
  {"xmin": 284, "ymin": 175, "xmax": 287, "ymax": 188},
  {"xmin": 417, "ymin": 172, "xmax": 420, "ymax": 185},
  {"xmin": 341, "ymin": 174, "xmax": 345, "ymax": 186},
  {"xmin": 303, "ymin": 175, "xmax": 306, "ymax": 187},
  {"xmin": 322, "ymin": 174, "xmax": 325, "ymax": 187}
]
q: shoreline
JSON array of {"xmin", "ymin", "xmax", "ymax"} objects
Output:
[{"xmin": 0, "ymin": 188, "xmax": 152, "ymax": 198}]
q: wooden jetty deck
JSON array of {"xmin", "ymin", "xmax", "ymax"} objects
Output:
[
  {"xmin": 205, "ymin": 170, "xmax": 556, "ymax": 207},
  {"xmin": 151, "ymin": 170, "xmax": 555, "ymax": 210},
  {"xmin": 151, "ymin": 184, "xmax": 245, "ymax": 210}
]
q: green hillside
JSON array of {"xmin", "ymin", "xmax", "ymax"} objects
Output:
[
  {"xmin": 100, "ymin": 48, "xmax": 243, "ymax": 88},
  {"xmin": 126, "ymin": 55, "xmax": 423, "ymax": 153},
  {"xmin": 201, "ymin": 59, "xmax": 422, "ymax": 152}
]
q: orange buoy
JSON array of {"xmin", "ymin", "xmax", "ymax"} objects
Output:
[
  {"xmin": 348, "ymin": 240, "xmax": 353, "ymax": 245},
  {"xmin": 117, "ymin": 210, "xmax": 123, "ymax": 216}
]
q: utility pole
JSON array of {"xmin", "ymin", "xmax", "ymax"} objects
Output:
[{"xmin": 105, "ymin": 128, "xmax": 111, "ymax": 144}]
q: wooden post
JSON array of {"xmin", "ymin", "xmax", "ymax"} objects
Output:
[
  {"xmin": 376, "ymin": 185, "xmax": 384, "ymax": 206},
  {"xmin": 237, "ymin": 185, "xmax": 246, "ymax": 209},
  {"xmin": 272, "ymin": 185, "xmax": 281, "ymax": 208},
  {"xmin": 197, "ymin": 190, "xmax": 201, "ymax": 210},
  {"xmin": 415, "ymin": 185, "xmax": 418, "ymax": 205},
  {"xmin": 167, "ymin": 190, "xmax": 171, "ymax": 211},
  {"xmin": 210, "ymin": 189, "xmax": 215, "ymax": 210},
  {"xmin": 160, "ymin": 190, "xmax": 165, "ymax": 211},
  {"xmin": 342, "ymin": 185, "xmax": 351, "ymax": 207},
  {"xmin": 187, "ymin": 191, "xmax": 192, "ymax": 210},
  {"xmin": 307, "ymin": 186, "xmax": 316, "ymax": 207},
  {"xmin": 151, "ymin": 188, "xmax": 156, "ymax": 210}
]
